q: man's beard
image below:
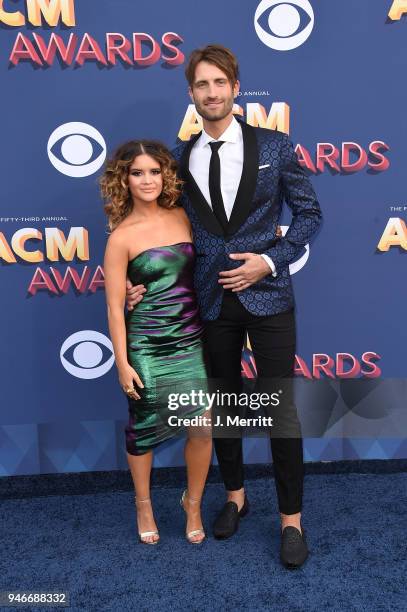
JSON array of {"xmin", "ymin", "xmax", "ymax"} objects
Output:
[{"xmin": 194, "ymin": 96, "xmax": 234, "ymax": 122}]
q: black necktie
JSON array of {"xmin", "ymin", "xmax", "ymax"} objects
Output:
[{"xmin": 209, "ymin": 141, "xmax": 228, "ymax": 232}]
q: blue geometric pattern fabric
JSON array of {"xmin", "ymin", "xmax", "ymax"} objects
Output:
[{"xmin": 172, "ymin": 124, "xmax": 322, "ymax": 320}]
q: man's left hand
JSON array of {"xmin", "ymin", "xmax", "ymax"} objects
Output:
[{"xmin": 218, "ymin": 253, "xmax": 271, "ymax": 291}]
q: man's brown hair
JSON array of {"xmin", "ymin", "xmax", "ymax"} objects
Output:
[{"xmin": 185, "ymin": 44, "xmax": 239, "ymax": 87}]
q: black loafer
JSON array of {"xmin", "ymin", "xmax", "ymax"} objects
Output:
[
  {"xmin": 213, "ymin": 496, "xmax": 249, "ymax": 539},
  {"xmin": 280, "ymin": 525, "xmax": 308, "ymax": 569}
]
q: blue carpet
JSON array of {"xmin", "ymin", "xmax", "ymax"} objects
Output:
[{"xmin": 1, "ymin": 473, "xmax": 406, "ymax": 611}]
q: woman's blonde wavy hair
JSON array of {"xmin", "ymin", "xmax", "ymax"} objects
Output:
[{"xmin": 99, "ymin": 140, "xmax": 183, "ymax": 231}]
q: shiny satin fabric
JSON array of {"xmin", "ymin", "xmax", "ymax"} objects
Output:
[{"xmin": 124, "ymin": 242, "xmax": 208, "ymax": 455}]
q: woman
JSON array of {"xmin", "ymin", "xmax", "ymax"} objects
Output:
[{"xmin": 101, "ymin": 140, "xmax": 212, "ymax": 545}]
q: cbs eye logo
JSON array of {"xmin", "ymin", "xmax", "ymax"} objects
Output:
[
  {"xmin": 47, "ymin": 122, "xmax": 107, "ymax": 178},
  {"xmin": 60, "ymin": 330, "xmax": 115, "ymax": 379},
  {"xmin": 254, "ymin": 0, "xmax": 314, "ymax": 51}
]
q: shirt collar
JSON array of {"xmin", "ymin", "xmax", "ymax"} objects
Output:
[{"xmin": 197, "ymin": 116, "xmax": 242, "ymax": 148}]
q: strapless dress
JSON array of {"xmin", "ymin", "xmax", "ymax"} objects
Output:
[{"xmin": 124, "ymin": 242, "xmax": 208, "ymax": 455}]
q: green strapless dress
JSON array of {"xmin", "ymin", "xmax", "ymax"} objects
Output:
[{"xmin": 124, "ymin": 242, "xmax": 208, "ymax": 455}]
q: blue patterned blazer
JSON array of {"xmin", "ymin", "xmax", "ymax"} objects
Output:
[{"xmin": 171, "ymin": 117, "xmax": 322, "ymax": 321}]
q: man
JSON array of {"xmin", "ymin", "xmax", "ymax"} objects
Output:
[{"xmin": 126, "ymin": 45, "xmax": 322, "ymax": 568}]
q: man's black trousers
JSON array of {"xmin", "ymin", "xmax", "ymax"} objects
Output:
[{"xmin": 203, "ymin": 290, "xmax": 303, "ymax": 515}]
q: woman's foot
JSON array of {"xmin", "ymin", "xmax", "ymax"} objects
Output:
[
  {"xmin": 180, "ymin": 490, "xmax": 205, "ymax": 544},
  {"xmin": 135, "ymin": 497, "xmax": 159, "ymax": 544}
]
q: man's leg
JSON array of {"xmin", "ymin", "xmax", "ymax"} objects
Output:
[
  {"xmin": 203, "ymin": 291, "xmax": 247, "ymax": 508},
  {"xmin": 247, "ymin": 308, "xmax": 304, "ymax": 530}
]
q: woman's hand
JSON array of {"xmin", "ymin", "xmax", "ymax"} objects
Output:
[{"xmin": 118, "ymin": 363, "xmax": 144, "ymax": 400}]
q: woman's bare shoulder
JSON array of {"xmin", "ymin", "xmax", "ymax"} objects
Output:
[{"xmin": 106, "ymin": 221, "xmax": 139, "ymax": 252}]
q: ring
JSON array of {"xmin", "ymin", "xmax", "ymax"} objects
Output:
[{"xmin": 125, "ymin": 386, "xmax": 135, "ymax": 394}]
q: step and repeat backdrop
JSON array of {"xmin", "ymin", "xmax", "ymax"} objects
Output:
[{"xmin": 1, "ymin": 1, "xmax": 406, "ymax": 476}]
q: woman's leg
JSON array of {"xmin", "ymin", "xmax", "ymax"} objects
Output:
[
  {"xmin": 183, "ymin": 416, "xmax": 213, "ymax": 542},
  {"xmin": 127, "ymin": 450, "xmax": 159, "ymax": 543}
]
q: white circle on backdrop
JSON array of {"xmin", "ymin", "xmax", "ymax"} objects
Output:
[
  {"xmin": 60, "ymin": 330, "xmax": 114, "ymax": 379},
  {"xmin": 73, "ymin": 341, "xmax": 104, "ymax": 369},
  {"xmin": 61, "ymin": 135, "xmax": 93, "ymax": 165},
  {"xmin": 254, "ymin": 0, "xmax": 314, "ymax": 51},
  {"xmin": 47, "ymin": 122, "xmax": 106, "ymax": 178},
  {"xmin": 268, "ymin": 4, "xmax": 301, "ymax": 37}
]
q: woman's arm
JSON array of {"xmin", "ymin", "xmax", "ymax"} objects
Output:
[{"xmin": 104, "ymin": 232, "xmax": 144, "ymax": 399}]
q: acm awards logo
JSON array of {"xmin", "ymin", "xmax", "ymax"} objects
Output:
[
  {"xmin": 388, "ymin": 0, "xmax": 407, "ymax": 20},
  {"xmin": 0, "ymin": 225, "xmax": 104, "ymax": 296},
  {"xmin": 179, "ymin": 104, "xmax": 390, "ymax": 175},
  {"xmin": 0, "ymin": 122, "xmax": 107, "ymax": 295},
  {"xmin": 1, "ymin": 0, "xmax": 184, "ymax": 68},
  {"xmin": 377, "ymin": 217, "xmax": 407, "ymax": 252},
  {"xmin": 242, "ymin": 346, "xmax": 381, "ymax": 380}
]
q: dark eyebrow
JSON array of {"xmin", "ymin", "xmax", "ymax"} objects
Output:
[
  {"xmin": 130, "ymin": 166, "xmax": 160, "ymax": 171},
  {"xmin": 194, "ymin": 77, "xmax": 227, "ymax": 86}
]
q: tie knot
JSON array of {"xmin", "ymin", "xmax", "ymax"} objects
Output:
[{"xmin": 209, "ymin": 140, "xmax": 225, "ymax": 153}]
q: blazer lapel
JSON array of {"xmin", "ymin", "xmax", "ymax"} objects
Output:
[
  {"xmin": 179, "ymin": 132, "xmax": 225, "ymax": 237},
  {"xmin": 179, "ymin": 118, "xmax": 259, "ymax": 238},
  {"xmin": 227, "ymin": 119, "xmax": 259, "ymax": 236}
]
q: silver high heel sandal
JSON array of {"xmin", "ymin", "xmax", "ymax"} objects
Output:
[
  {"xmin": 134, "ymin": 496, "xmax": 159, "ymax": 545},
  {"xmin": 180, "ymin": 490, "xmax": 205, "ymax": 544}
]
